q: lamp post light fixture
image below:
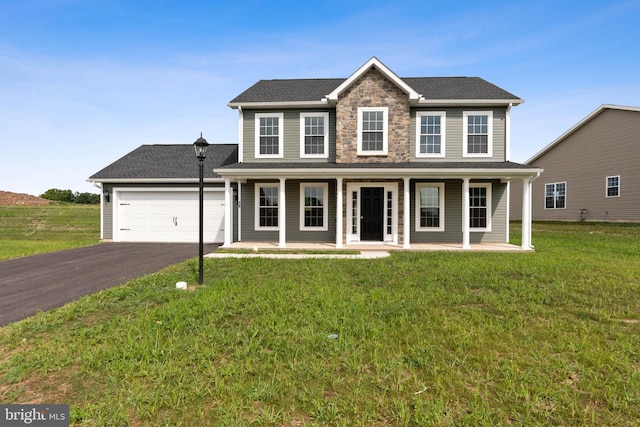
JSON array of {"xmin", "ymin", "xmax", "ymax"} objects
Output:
[{"xmin": 193, "ymin": 133, "xmax": 209, "ymax": 285}]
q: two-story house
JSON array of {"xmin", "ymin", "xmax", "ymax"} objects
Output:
[{"xmin": 215, "ymin": 57, "xmax": 542, "ymax": 250}]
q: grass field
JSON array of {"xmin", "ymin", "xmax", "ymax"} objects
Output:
[
  {"xmin": 0, "ymin": 214, "xmax": 639, "ymax": 425},
  {"xmin": 0, "ymin": 204, "xmax": 100, "ymax": 260}
]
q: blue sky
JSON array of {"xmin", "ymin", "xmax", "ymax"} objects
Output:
[{"xmin": 1, "ymin": 0, "xmax": 639, "ymax": 196}]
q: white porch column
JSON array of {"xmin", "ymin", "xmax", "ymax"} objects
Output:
[
  {"xmin": 336, "ymin": 178, "xmax": 343, "ymax": 248},
  {"xmin": 521, "ymin": 178, "xmax": 532, "ymax": 250},
  {"xmin": 403, "ymin": 177, "xmax": 411, "ymax": 249},
  {"xmin": 237, "ymin": 181, "xmax": 242, "ymax": 242},
  {"xmin": 462, "ymin": 178, "xmax": 471, "ymax": 249},
  {"xmin": 279, "ymin": 178, "xmax": 286, "ymax": 248},
  {"xmin": 223, "ymin": 178, "xmax": 232, "ymax": 247}
]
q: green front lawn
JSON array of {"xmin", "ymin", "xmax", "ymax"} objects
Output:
[{"xmin": 1, "ymin": 222, "xmax": 639, "ymax": 426}]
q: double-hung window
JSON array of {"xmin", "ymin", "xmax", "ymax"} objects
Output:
[
  {"xmin": 300, "ymin": 183, "xmax": 328, "ymax": 231},
  {"xmin": 545, "ymin": 182, "xmax": 566, "ymax": 209},
  {"xmin": 255, "ymin": 184, "xmax": 279, "ymax": 230},
  {"xmin": 300, "ymin": 112, "xmax": 329, "ymax": 158},
  {"xmin": 357, "ymin": 107, "xmax": 388, "ymax": 155},
  {"xmin": 255, "ymin": 113, "xmax": 283, "ymax": 158},
  {"xmin": 416, "ymin": 112, "xmax": 446, "ymax": 157},
  {"xmin": 463, "ymin": 111, "xmax": 493, "ymax": 157},
  {"xmin": 606, "ymin": 176, "xmax": 620, "ymax": 197},
  {"xmin": 415, "ymin": 183, "xmax": 445, "ymax": 231},
  {"xmin": 469, "ymin": 183, "xmax": 491, "ymax": 231}
]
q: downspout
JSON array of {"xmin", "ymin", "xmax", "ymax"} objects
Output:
[
  {"xmin": 92, "ymin": 182, "xmax": 104, "ymax": 241},
  {"xmin": 505, "ymin": 103, "xmax": 512, "ymax": 162},
  {"xmin": 238, "ymin": 106, "xmax": 244, "ymax": 163}
]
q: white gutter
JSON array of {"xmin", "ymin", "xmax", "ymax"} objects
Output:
[{"xmin": 87, "ymin": 178, "xmax": 226, "ymax": 184}]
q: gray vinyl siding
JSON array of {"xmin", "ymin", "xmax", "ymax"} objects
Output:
[
  {"xmin": 410, "ymin": 108, "xmax": 506, "ymax": 162},
  {"xmin": 242, "ymin": 110, "xmax": 336, "ymax": 163},
  {"xmin": 240, "ymin": 180, "xmax": 336, "ymax": 242},
  {"xmin": 103, "ymin": 184, "xmax": 114, "ymax": 239},
  {"xmin": 410, "ymin": 180, "xmax": 507, "ymax": 243},
  {"xmin": 511, "ymin": 108, "xmax": 640, "ymax": 222}
]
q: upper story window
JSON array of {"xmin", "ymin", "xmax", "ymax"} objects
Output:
[
  {"xmin": 415, "ymin": 183, "xmax": 445, "ymax": 231},
  {"xmin": 606, "ymin": 176, "xmax": 620, "ymax": 197},
  {"xmin": 300, "ymin": 112, "xmax": 329, "ymax": 158},
  {"xmin": 357, "ymin": 107, "xmax": 388, "ymax": 155},
  {"xmin": 255, "ymin": 113, "xmax": 283, "ymax": 158},
  {"xmin": 463, "ymin": 111, "xmax": 493, "ymax": 157},
  {"xmin": 469, "ymin": 183, "xmax": 491, "ymax": 231},
  {"xmin": 545, "ymin": 182, "xmax": 566, "ymax": 209},
  {"xmin": 416, "ymin": 112, "xmax": 446, "ymax": 157}
]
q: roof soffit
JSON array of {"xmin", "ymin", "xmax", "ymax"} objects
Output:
[{"xmin": 324, "ymin": 57, "xmax": 422, "ymax": 104}]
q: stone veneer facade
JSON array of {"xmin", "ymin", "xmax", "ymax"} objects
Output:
[{"xmin": 335, "ymin": 67, "xmax": 411, "ymax": 163}]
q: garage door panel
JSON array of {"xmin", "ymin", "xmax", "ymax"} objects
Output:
[{"xmin": 115, "ymin": 190, "xmax": 225, "ymax": 243}]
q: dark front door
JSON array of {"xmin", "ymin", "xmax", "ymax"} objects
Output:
[{"xmin": 361, "ymin": 187, "xmax": 384, "ymax": 241}]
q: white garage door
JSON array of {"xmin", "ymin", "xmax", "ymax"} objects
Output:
[{"xmin": 114, "ymin": 190, "xmax": 225, "ymax": 243}]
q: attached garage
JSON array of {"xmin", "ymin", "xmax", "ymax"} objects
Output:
[
  {"xmin": 114, "ymin": 188, "xmax": 225, "ymax": 243},
  {"xmin": 88, "ymin": 144, "xmax": 239, "ymax": 244}
]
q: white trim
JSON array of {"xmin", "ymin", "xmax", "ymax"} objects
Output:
[
  {"xmin": 415, "ymin": 111, "xmax": 446, "ymax": 158},
  {"xmin": 325, "ymin": 57, "xmax": 422, "ymax": 103},
  {"xmin": 415, "ymin": 183, "xmax": 445, "ymax": 232},
  {"xmin": 299, "ymin": 182, "xmax": 329, "ymax": 231},
  {"xmin": 345, "ymin": 182, "xmax": 398, "ymax": 244},
  {"xmin": 606, "ymin": 175, "xmax": 620, "ymax": 198},
  {"xmin": 544, "ymin": 181, "xmax": 567, "ymax": 210},
  {"xmin": 463, "ymin": 111, "xmax": 493, "ymax": 158},
  {"xmin": 299, "ymin": 112, "xmax": 329, "ymax": 158},
  {"xmin": 336, "ymin": 178, "xmax": 343, "ymax": 248},
  {"xmin": 223, "ymin": 179, "xmax": 232, "ymax": 247},
  {"xmin": 403, "ymin": 178, "xmax": 411, "ymax": 249},
  {"xmin": 255, "ymin": 113, "xmax": 284, "ymax": 159},
  {"xmin": 238, "ymin": 107, "xmax": 244, "ymax": 163},
  {"xmin": 279, "ymin": 178, "xmax": 286, "ymax": 247},
  {"xmin": 254, "ymin": 183, "xmax": 280, "ymax": 231},
  {"xmin": 357, "ymin": 107, "xmax": 388, "ymax": 156},
  {"xmin": 469, "ymin": 183, "xmax": 492, "ymax": 232}
]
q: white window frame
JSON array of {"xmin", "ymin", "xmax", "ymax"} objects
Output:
[
  {"xmin": 606, "ymin": 175, "xmax": 620, "ymax": 198},
  {"xmin": 415, "ymin": 183, "xmax": 445, "ymax": 232},
  {"xmin": 255, "ymin": 113, "xmax": 284, "ymax": 159},
  {"xmin": 299, "ymin": 183, "xmax": 328, "ymax": 231},
  {"xmin": 300, "ymin": 112, "xmax": 329, "ymax": 158},
  {"xmin": 463, "ymin": 111, "xmax": 493, "ymax": 158},
  {"xmin": 255, "ymin": 183, "xmax": 279, "ymax": 230},
  {"xmin": 469, "ymin": 183, "xmax": 492, "ymax": 232},
  {"xmin": 357, "ymin": 107, "xmax": 388, "ymax": 156},
  {"xmin": 416, "ymin": 112, "xmax": 446, "ymax": 158},
  {"xmin": 544, "ymin": 182, "xmax": 567, "ymax": 210}
]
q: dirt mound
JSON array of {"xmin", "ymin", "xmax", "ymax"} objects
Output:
[{"xmin": 0, "ymin": 191, "xmax": 52, "ymax": 206}]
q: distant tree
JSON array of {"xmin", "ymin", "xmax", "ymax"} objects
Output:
[
  {"xmin": 40, "ymin": 188, "xmax": 75, "ymax": 203},
  {"xmin": 40, "ymin": 188, "xmax": 100, "ymax": 204},
  {"xmin": 74, "ymin": 192, "xmax": 100, "ymax": 204}
]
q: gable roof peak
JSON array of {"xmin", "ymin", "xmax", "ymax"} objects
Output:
[{"xmin": 324, "ymin": 57, "xmax": 423, "ymax": 104}]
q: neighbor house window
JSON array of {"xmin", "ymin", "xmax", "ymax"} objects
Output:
[
  {"xmin": 357, "ymin": 107, "xmax": 388, "ymax": 155},
  {"xmin": 545, "ymin": 182, "xmax": 566, "ymax": 209},
  {"xmin": 255, "ymin": 184, "xmax": 279, "ymax": 230},
  {"xmin": 416, "ymin": 112, "xmax": 446, "ymax": 157},
  {"xmin": 469, "ymin": 184, "xmax": 491, "ymax": 231},
  {"xmin": 463, "ymin": 111, "xmax": 493, "ymax": 157},
  {"xmin": 300, "ymin": 183, "xmax": 328, "ymax": 231},
  {"xmin": 255, "ymin": 113, "xmax": 284, "ymax": 158},
  {"xmin": 416, "ymin": 183, "xmax": 445, "ymax": 231},
  {"xmin": 300, "ymin": 113, "xmax": 329, "ymax": 158},
  {"xmin": 606, "ymin": 176, "xmax": 620, "ymax": 197}
]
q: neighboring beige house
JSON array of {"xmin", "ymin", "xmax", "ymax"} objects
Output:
[{"xmin": 511, "ymin": 104, "xmax": 640, "ymax": 222}]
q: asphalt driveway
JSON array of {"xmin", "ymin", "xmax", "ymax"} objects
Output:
[{"xmin": 0, "ymin": 243, "xmax": 218, "ymax": 327}]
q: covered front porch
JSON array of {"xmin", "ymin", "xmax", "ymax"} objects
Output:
[{"xmin": 218, "ymin": 240, "xmax": 530, "ymax": 252}]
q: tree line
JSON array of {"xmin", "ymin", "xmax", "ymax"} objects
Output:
[{"xmin": 40, "ymin": 188, "xmax": 100, "ymax": 204}]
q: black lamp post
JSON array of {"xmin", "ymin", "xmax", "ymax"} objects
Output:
[{"xmin": 193, "ymin": 133, "xmax": 209, "ymax": 285}]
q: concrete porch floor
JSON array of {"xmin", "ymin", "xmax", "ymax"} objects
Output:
[{"xmin": 216, "ymin": 241, "xmax": 530, "ymax": 252}]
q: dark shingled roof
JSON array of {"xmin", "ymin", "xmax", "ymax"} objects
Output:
[
  {"xmin": 229, "ymin": 77, "xmax": 520, "ymax": 104},
  {"xmin": 217, "ymin": 161, "xmax": 534, "ymax": 170},
  {"xmin": 89, "ymin": 144, "xmax": 238, "ymax": 180}
]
